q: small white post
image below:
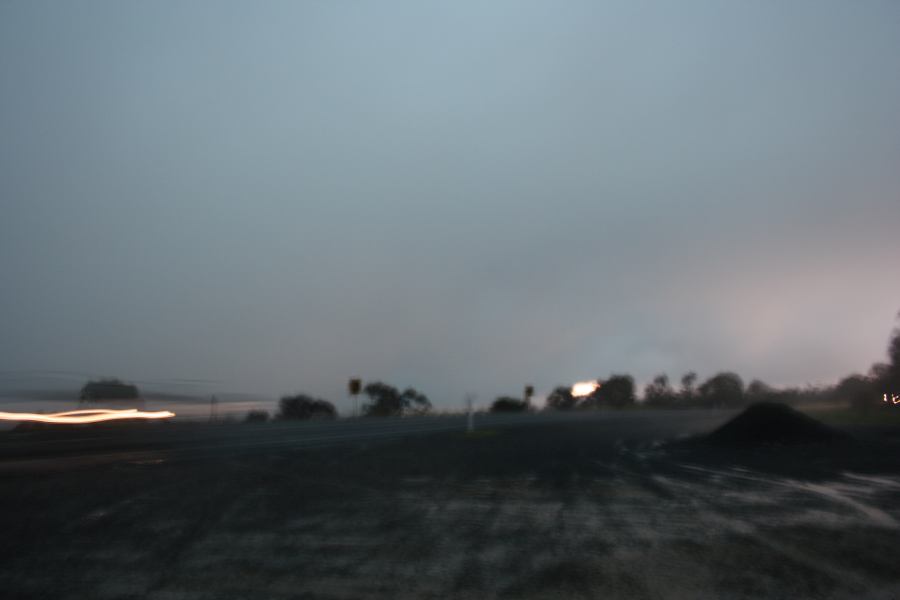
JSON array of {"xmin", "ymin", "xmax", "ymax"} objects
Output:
[{"xmin": 465, "ymin": 393, "xmax": 475, "ymax": 433}]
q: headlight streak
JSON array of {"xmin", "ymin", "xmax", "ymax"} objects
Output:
[
  {"xmin": 0, "ymin": 408, "xmax": 175, "ymax": 424},
  {"xmin": 571, "ymin": 381, "xmax": 600, "ymax": 398}
]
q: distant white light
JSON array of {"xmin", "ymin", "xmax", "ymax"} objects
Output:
[{"xmin": 571, "ymin": 381, "xmax": 599, "ymax": 398}]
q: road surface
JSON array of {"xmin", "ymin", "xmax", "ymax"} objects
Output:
[
  {"xmin": 0, "ymin": 409, "xmax": 736, "ymax": 472},
  {"xmin": 3, "ymin": 409, "xmax": 900, "ymax": 599}
]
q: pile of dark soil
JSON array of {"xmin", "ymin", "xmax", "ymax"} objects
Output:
[
  {"xmin": 704, "ymin": 402, "xmax": 847, "ymax": 446},
  {"xmin": 663, "ymin": 404, "xmax": 900, "ymax": 479}
]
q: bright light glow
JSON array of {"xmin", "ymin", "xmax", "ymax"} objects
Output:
[
  {"xmin": 884, "ymin": 394, "xmax": 900, "ymax": 405},
  {"xmin": 571, "ymin": 381, "xmax": 600, "ymax": 398},
  {"xmin": 0, "ymin": 408, "xmax": 175, "ymax": 424}
]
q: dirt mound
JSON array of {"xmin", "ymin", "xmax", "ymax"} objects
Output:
[{"xmin": 705, "ymin": 402, "xmax": 846, "ymax": 446}]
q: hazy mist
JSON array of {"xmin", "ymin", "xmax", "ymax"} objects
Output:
[{"xmin": 2, "ymin": 1, "xmax": 899, "ymax": 409}]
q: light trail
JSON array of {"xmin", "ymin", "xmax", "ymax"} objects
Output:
[
  {"xmin": 884, "ymin": 394, "xmax": 900, "ymax": 405},
  {"xmin": 0, "ymin": 408, "xmax": 175, "ymax": 424},
  {"xmin": 571, "ymin": 380, "xmax": 600, "ymax": 398}
]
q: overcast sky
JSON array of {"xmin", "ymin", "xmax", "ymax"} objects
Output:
[{"xmin": 2, "ymin": 1, "xmax": 899, "ymax": 410}]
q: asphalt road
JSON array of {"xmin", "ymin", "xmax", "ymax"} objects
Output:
[
  {"xmin": 3, "ymin": 409, "xmax": 899, "ymax": 599},
  {"xmin": 0, "ymin": 409, "xmax": 737, "ymax": 472}
]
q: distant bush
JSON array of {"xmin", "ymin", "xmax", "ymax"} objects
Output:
[
  {"xmin": 698, "ymin": 372, "xmax": 744, "ymax": 408},
  {"xmin": 835, "ymin": 374, "xmax": 879, "ymax": 411},
  {"xmin": 870, "ymin": 321, "xmax": 900, "ymax": 401},
  {"xmin": 545, "ymin": 387, "xmax": 577, "ymax": 411},
  {"xmin": 362, "ymin": 382, "xmax": 431, "ymax": 417},
  {"xmin": 581, "ymin": 375, "xmax": 636, "ymax": 409},
  {"xmin": 643, "ymin": 374, "xmax": 678, "ymax": 407},
  {"xmin": 79, "ymin": 378, "xmax": 140, "ymax": 401},
  {"xmin": 244, "ymin": 409, "xmax": 270, "ymax": 423},
  {"xmin": 490, "ymin": 397, "xmax": 529, "ymax": 413},
  {"xmin": 680, "ymin": 372, "xmax": 698, "ymax": 403},
  {"xmin": 278, "ymin": 394, "xmax": 336, "ymax": 420},
  {"xmin": 746, "ymin": 379, "xmax": 777, "ymax": 403}
]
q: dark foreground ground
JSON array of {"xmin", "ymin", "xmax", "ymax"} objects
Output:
[{"xmin": 2, "ymin": 413, "xmax": 900, "ymax": 599}]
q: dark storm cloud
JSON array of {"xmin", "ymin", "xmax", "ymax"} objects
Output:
[{"xmin": 2, "ymin": 1, "xmax": 899, "ymax": 410}]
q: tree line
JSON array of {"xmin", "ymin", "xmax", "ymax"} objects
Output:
[
  {"xmin": 78, "ymin": 314, "xmax": 900, "ymax": 421},
  {"xmin": 535, "ymin": 314, "xmax": 900, "ymax": 413},
  {"xmin": 256, "ymin": 313, "xmax": 900, "ymax": 420},
  {"xmin": 245, "ymin": 381, "xmax": 432, "ymax": 422},
  {"xmin": 270, "ymin": 310, "xmax": 898, "ymax": 420}
]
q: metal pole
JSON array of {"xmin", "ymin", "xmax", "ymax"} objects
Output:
[{"xmin": 348, "ymin": 378, "xmax": 361, "ymax": 419}]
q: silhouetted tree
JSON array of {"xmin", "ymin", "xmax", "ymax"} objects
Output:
[
  {"xmin": 880, "ymin": 315, "xmax": 900, "ymax": 392},
  {"xmin": 362, "ymin": 382, "xmax": 431, "ymax": 417},
  {"xmin": 80, "ymin": 378, "xmax": 140, "ymax": 402},
  {"xmin": 746, "ymin": 379, "xmax": 778, "ymax": 403},
  {"xmin": 362, "ymin": 383, "xmax": 401, "ymax": 416},
  {"xmin": 580, "ymin": 380, "xmax": 603, "ymax": 408},
  {"xmin": 490, "ymin": 396, "xmax": 530, "ymax": 413},
  {"xmin": 244, "ymin": 409, "xmax": 270, "ymax": 423},
  {"xmin": 835, "ymin": 374, "xmax": 877, "ymax": 411},
  {"xmin": 545, "ymin": 386, "xmax": 577, "ymax": 411},
  {"xmin": 843, "ymin": 313, "xmax": 900, "ymax": 410},
  {"xmin": 869, "ymin": 362, "xmax": 891, "ymax": 382},
  {"xmin": 644, "ymin": 374, "xmax": 677, "ymax": 407},
  {"xmin": 278, "ymin": 394, "xmax": 336, "ymax": 420},
  {"xmin": 698, "ymin": 372, "xmax": 744, "ymax": 408},
  {"xmin": 680, "ymin": 372, "xmax": 698, "ymax": 404},
  {"xmin": 400, "ymin": 387, "xmax": 432, "ymax": 416},
  {"xmin": 583, "ymin": 375, "xmax": 635, "ymax": 409},
  {"xmin": 606, "ymin": 375, "xmax": 636, "ymax": 408}
]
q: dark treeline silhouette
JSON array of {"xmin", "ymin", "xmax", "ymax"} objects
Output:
[
  {"xmin": 242, "ymin": 313, "xmax": 900, "ymax": 422},
  {"xmin": 584, "ymin": 375, "xmax": 636, "ymax": 408},
  {"xmin": 833, "ymin": 315, "xmax": 900, "ymax": 411},
  {"xmin": 540, "ymin": 374, "xmax": 637, "ymax": 411},
  {"xmin": 634, "ymin": 371, "xmax": 748, "ymax": 409},
  {"xmin": 240, "ymin": 382, "xmax": 432, "ymax": 423},
  {"xmin": 545, "ymin": 313, "xmax": 900, "ymax": 412},
  {"xmin": 277, "ymin": 394, "xmax": 336, "ymax": 420},
  {"xmin": 698, "ymin": 372, "xmax": 744, "ymax": 408},
  {"xmin": 362, "ymin": 382, "xmax": 431, "ymax": 417},
  {"xmin": 490, "ymin": 397, "xmax": 530, "ymax": 413},
  {"xmin": 244, "ymin": 409, "xmax": 270, "ymax": 423},
  {"xmin": 540, "ymin": 370, "xmax": 789, "ymax": 411},
  {"xmin": 546, "ymin": 387, "xmax": 577, "ymax": 411},
  {"xmin": 79, "ymin": 378, "xmax": 140, "ymax": 402}
]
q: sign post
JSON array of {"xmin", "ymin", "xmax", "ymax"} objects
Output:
[{"xmin": 348, "ymin": 378, "xmax": 362, "ymax": 418}]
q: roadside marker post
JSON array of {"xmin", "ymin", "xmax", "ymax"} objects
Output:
[
  {"xmin": 465, "ymin": 393, "xmax": 476, "ymax": 433},
  {"xmin": 209, "ymin": 395, "xmax": 218, "ymax": 423},
  {"xmin": 348, "ymin": 378, "xmax": 362, "ymax": 418}
]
